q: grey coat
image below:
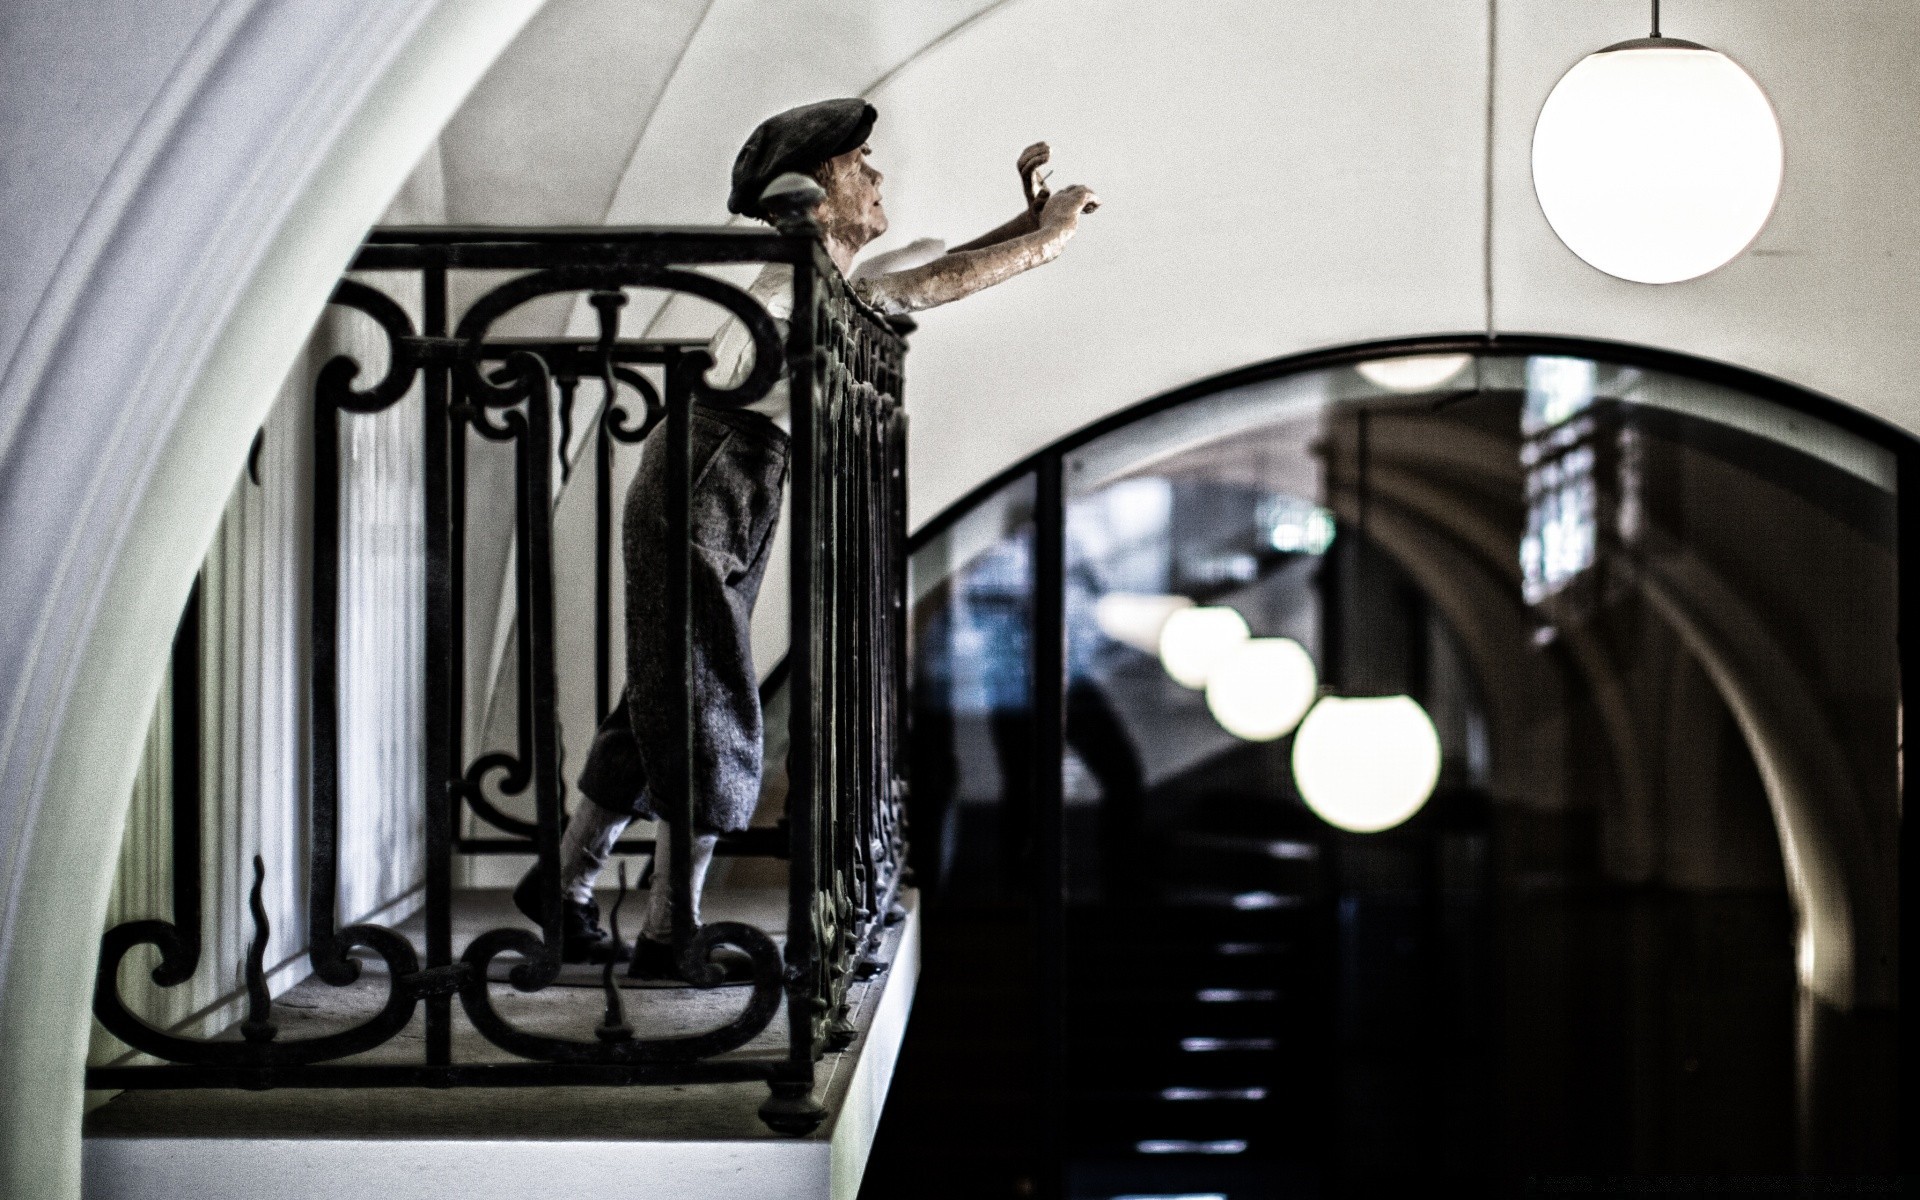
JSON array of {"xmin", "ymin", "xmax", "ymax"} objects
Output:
[{"xmin": 577, "ymin": 404, "xmax": 790, "ymax": 833}]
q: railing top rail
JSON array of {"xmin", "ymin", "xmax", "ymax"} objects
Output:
[
  {"xmin": 353, "ymin": 226, "xmax": 828, "ymax": 273},
  {"xmin": 364, "ymin": 224, "xmax": 799, "ymax": 243},
  {"xmin": 351, "ymin": 226, "xmax": 909, "ymax": 371}
]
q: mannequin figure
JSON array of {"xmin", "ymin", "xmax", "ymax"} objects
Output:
[{"xmin": 519, "ymin": 98, "xmax": 1098, "ymax": 974}]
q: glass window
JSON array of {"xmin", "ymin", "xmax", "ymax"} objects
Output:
[{"xmin": 893, "ymin": 347, "xmax": 1902, "ymax": 1191}]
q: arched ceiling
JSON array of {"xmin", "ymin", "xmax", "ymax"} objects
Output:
[{"xmin": 427, "ymin": 0, "xmax": 1920, "ymax": 525}]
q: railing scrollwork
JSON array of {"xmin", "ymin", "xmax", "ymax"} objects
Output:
[{"xmin": 90, "ymin": 202, "xmax": 909, "ymax": 1128}]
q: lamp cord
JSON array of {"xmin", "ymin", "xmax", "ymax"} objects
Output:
[
  {"xmin": 1354, "ymin": 407, "xmax": 1370, "ymax": 694},
  {"xmin": 1356, "ymin": 407, "xmax": 1369, "ymax": 563},
  {"xmin": 1651, "ymin": 0, "xmax": 1661, "ymax": 38}
]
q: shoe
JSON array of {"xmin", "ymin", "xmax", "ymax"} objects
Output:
[
  {"xmin": 627, "ymin": 934, "xmax": 757, "ymax": 985},
  {"xmin": 512, "ymin": 867, "xmax": 631, "ymax": 965}
]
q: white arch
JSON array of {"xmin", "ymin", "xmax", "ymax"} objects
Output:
[{"xmin": 0, "ymin": 2, "xmax": 543, "ymax": 1194}]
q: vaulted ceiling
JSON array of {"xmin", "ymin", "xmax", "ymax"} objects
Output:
[{"xmin": 415, "ymin": 0, "xmax": 1920, "ymax": 525}]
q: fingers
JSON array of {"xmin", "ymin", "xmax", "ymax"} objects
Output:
[
  {"xmin": 1039, "ymin": 184, "xmax": 1098, "ymax": 229},
  {"xmin": 1055, "ymin": 184, "xmax": 1099, "ymax": 212},
  {"xmin": 1020, "ymin": 142, "xmax": 1053, "ymax": 212}
]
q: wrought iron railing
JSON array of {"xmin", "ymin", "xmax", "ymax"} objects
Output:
[{"xmin": 89, "ymin": 181, "xmax": 910, "ymax": 1133}]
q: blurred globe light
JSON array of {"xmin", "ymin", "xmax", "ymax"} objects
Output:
[
  {"xmin": 1095, "ymin": 592, "xmax": 1194, "ymax": 655},
  {"xmin": 1531, "ymin": 39, "xmax": 1782, "ymax": 284},
  {"xmin": 1291, "ymin": 695, "xmax": 1441, "ymax": 833},
  {"xmin": 1356, "ymin": 353, "xmax": 1472, "ymax": 393},
  {"xmin": 1205, "ymin": 638, "xmax": 1318, "ymax": 741},
  {"xmin": 1158, "ymin": 606, "xmax": 1250, "ymax": 690}
]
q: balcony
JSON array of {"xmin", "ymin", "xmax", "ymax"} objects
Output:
[{"xmin": 83, "ymin": 182, "xmax": 918, "ymax": 1196}]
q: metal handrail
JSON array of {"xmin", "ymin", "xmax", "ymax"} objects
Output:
[{"xmin": 88, "ymin": 194, "xmax": 909, "ymax": 1133}]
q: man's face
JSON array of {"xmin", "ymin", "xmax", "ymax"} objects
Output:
[{"xmin": 814, "ymin": 143, "xmax": 887, "ymax": 247}]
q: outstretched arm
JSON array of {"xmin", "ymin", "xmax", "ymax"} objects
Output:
[
  {"xmin": 946, "ymin": 210, "xmax": 1039, "ymax": 254},
  {"xmin": 861, "ymin": 184, "xmax": 1097, "ymax": 314}
]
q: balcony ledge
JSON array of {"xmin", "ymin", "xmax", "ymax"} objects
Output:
[{"xmin": 82, "ymin": 888, "xmax": 920, "ymax": 1200}]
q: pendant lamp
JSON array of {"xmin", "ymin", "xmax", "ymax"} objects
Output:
[
  {"xmin": 1158, "ymin": 605, "xmax": 1250, "ymax": 690},
  {"xmin": 1356, "ymin": 354, "xmax": 1472, "ymax": 394},
  {"xmin": 1531, "ymin": 0, "xmax": 1783, "ymax": 284},
  {"xmin": 1206, "ymin": 636, "xmax": 1317, "ymax": 742},
  {"xmin": 1291, "ymin": 406, "xmax": 1441, "ymax": 833},
  {"xmin": 1095, "ymin": 592, "xmax": 1194, "ymax": 656}
]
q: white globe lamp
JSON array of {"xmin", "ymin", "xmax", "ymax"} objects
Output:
[
  {"xmin": 1531, "ymin": 16, "xmax": 1782, "ymax": 284},
  {"xmin": 1157, "ymin": 605, "xmax": 1250, "ymax": 690},
  {"xmin": 1356, "ymin": 354, "xmax": 1472, "ymax": 394},
  {"xmin": 1290, "ymin": 694, "xmax": 1441, "ymax": 833},
  {"xmin": 1205, "ymin": 638, "xmax": 1318, "ymax": 742},
  {"xmin": 1095, "ymin": 592, "xmax": 1194, "ymax": 656}
]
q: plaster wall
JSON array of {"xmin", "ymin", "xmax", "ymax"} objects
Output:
[{"xmin": 3, "ymin": 0, "xmax": 1918, "ymax": 1195}]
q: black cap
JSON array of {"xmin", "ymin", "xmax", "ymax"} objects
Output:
[{"xmin": 728, "ymin": 98, "xmax": 877, "ymax": 219}]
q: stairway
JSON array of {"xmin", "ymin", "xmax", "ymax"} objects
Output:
[{"xmin": 1059, "ymin": 833, "xmax": 1328, "ymax": 1200}]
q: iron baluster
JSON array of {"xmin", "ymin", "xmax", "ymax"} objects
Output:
[
  {"xmin": 663, "ymin": 351, "xmax": 698, "ymax": 980},
  {"xmin": 522, "ymin": 349, "xmax": 566, "ymax": 985},
  {"xmin": 764, "ymin": 191, "xmax": 829, "ymax": 1132},
  {"xmin": 422, "ymin": 260, "xmax": 455, "ymax": 1066},
  {"xmin": 167, "ymin": 579, "xmax": 204, "ymax": 987}
]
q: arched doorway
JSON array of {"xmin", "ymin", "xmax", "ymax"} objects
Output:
[{"xmin": 873, "ymin": 336, "xmax": 1907, "ymax": 1197}]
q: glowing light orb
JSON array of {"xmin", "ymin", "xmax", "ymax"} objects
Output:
[
  {"xmin": 1532, "ymin": 41, "xmax": 1782, "ymax": 284},
  {"xmin": 1157, "ymin": 606, "xmax": 1250, "ymax": 690},
  {"xmin": 1356, "ymin": 353, "xmax": 1472, "ymax": 393},
  {"xmin": 1291, "ymin": 694, "xmax": 1441, "ymax": 833},
  {"xmin": 1204, "ymin": 637, "xmax": 1318, "ymax": 741}
]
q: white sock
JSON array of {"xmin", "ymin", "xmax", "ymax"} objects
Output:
[
  {"xmin": 641, "ymin": 823, "xmax": 719, "ymax": 942},
  {"xmin": 559, "ymin": 803, "xmax": 632, "ymax": 905}
]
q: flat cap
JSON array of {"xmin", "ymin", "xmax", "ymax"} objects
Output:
[{"xmin": 728, "ymin": 98, "xmax": 877, "ymax": 219}]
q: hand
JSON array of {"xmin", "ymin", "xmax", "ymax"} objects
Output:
[
  {"xmin": 1019, "ymin": 142, "xmax": 1052, "ymax": 217},
  {"xmin": 1039, "ymin": 184, "xmax": 1099, "ymax": 231}
]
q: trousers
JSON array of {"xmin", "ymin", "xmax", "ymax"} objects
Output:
[{"xmin": 576, "ymin": 404, "xmax": 790, "ymax": 833}]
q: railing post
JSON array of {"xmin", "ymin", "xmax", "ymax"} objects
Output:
[
  {"xmin": 157, "ymin": 578, "xmax": 203, "ymax": 987},
  {"xmin": 663, "ymin": 353, "xmax": 698, "ymax": 973},
  {"xmin": 448, "ymin": 322, "xmax": 469, "ymax": 843},
  {"xmin": 308, "ymin": 360, "xmax": 350, "ymax": 985},
  {"xmin": 421, "ymin": 262, "xmax": 454, "ymax": 1065},
  {"xmin": 891, "ymin": 401, "xmax": 911, "ymax": 871},
  {"xmin": 594, "ymin": 386, "xmax": 614, "ymax": 724},
  {"xmin": 517, "ymin": 352, "xmax": 566, "ymax": 976},
  {"xmin": 1031, "ymin": 451, "xmax": 1068, "ymax": 1197},
  {"xmin": 764, "ymin": 173, "xmax": 831, "ymax": 1133}
]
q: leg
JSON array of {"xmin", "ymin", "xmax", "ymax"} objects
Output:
[
  {"xmin": 560, "ymin": 799, "xmax": 632, "ymax": 904},
  {"xmin": 638, "ymin": 821, "xmax": 719, "ymax": 941},
  {"xmin": 511, "ymin": 796, "xmax": 633, "ymax": 964},
  {"xmin": 629, "ymin": 821, "xmax": 762, "ymax": 982},
  {"xmin": 625, "ymin": 412, "xmax": 789, "ymax": 829},
  {"xmin": 624, "ymin": 413, "xmax": 789, "ymax": 844},
  {"xmin": 623, "ymin": 411, "xmax": 788, "ymax": 980},
  {"xmin": 513, "ymin": 697, "xmax": 648, "ymax": 963}
]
